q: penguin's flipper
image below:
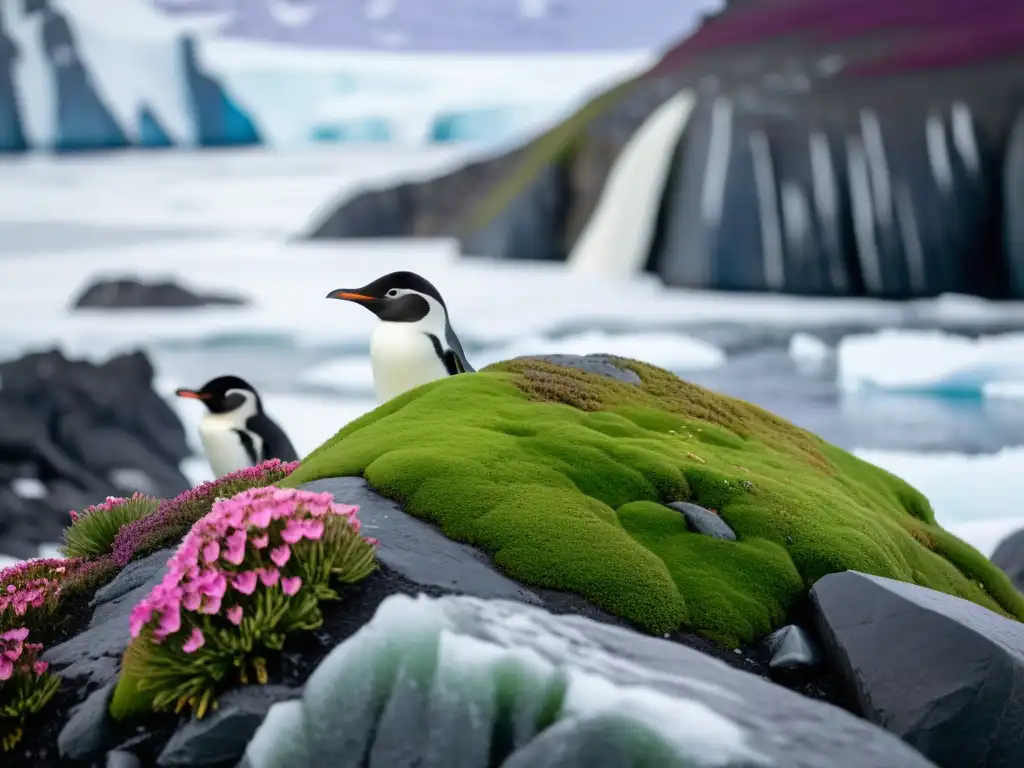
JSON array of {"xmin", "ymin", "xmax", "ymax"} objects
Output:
[
  {"xmin": 250, "ymin": 415, "xmax": 299, "ymax": 462},
  {"xmin": 445, "ymin": 325, "xmax": 475, "ymax": 373},
  {"xmin": 231, "ymin": 429, "xmax": 261, "ymax": 466}
]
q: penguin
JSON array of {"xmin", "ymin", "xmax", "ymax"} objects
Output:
[
  {"xmin": 174, "ymin": 376, "xmax": 298, "ymax": 479},
  {"xmin": 326, "ymin": 271, "xmax": 475, "ymax": 404}
]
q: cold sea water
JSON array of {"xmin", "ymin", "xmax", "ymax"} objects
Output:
[{"xmin": 2, "ymin": 147, "xmax": 1024, "ymax": 557}]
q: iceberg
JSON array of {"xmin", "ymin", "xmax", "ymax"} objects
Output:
[
  {"xmin": 837, "ymin": 329, "xmax": 1024, "ymax": 397},
  {"xmin": 0, "ymin": 0, "xmax": 260, "ymax": 151}
]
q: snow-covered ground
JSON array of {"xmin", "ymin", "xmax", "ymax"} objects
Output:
[{"xmin": 1, "ymin": 147, "xmax": 1024, "ymax": 566}]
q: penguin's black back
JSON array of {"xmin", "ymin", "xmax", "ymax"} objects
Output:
[{"xmin": 245, "ymin": 413, "xmax": 299, "ymax": 463}]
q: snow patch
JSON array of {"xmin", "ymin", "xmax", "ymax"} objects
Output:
[{"xmin": 1, "ymin": 3, "xmax": 57, "ymax": 147}]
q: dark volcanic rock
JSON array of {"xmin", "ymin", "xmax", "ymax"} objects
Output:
[
  {"xmin": 300, "ymin": 477, "xmax": 545, "ymax": 605},
  {"xmin": 766, "ymin": 624, "xmax": 820, "ymax": 670},
  {"xmin": 240, "ymin": 593, "xmax": 936, "ymax": 768},
  {"xmin": 157, "ymin": 685, "xmax": 299, "ymax": 767},
  {"xmin": 72, "ymin": 277, "xmax": 249, "ymax": 309},
  {"xmin": 308, "ymin": 1, "xmax": 1024, "ymax": 300},
  {"xmin": 811, "ymin": 570, "xmax": 1024, "ymax": 768},
  {"xmin": 44, "ymin": 548, "xmax": 176, "ymax": 688},
  {"xmin": 0, "ymin": 349, "xmax": 189, "ymax": 558},
  {"xmin": 667, "ymin": 501, "xmax": 737, "ymax": 540},
  {"xmin": 992, "ymin": 528, "xmax": 1024, "ymax": 594}
]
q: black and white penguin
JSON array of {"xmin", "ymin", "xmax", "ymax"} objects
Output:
[
  {"xmin": 175, "ymin": 376, "xmax": 298, "ymax": 478},
  {"xmin": 326, "ymin": 271, "xmax": 475, "ymax": 404}
]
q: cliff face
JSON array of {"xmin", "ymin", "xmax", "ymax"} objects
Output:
[{"xmin": 308, "ymin": 0, "xmax": 1024, "ymax": 300}]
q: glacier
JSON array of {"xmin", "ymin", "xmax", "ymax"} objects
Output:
[
  {"xmin": 0, "ymin": 0, "xmax": 259, "ymax": 151},
  {"xmin": 0, "ymin": 1, "xmax": 652, "ymax": 152}
]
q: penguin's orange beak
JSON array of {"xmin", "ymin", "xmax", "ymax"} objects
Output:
[
  {"xmin": 175, "ymin": 388, "xmax": 210, "ymax": 400},
  {"xmin": 326, "ymin": 290, "xmax": 375, "ymax": 302}
]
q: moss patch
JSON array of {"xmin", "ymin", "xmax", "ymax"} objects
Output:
[{"xmin": 282, "ymin": 357, "xmax": 1024, "ymax": 644}]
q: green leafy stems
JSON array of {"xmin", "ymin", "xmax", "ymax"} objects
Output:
[
  {"xmin": 111, "ymin": 486, "xmax": 378, "ymax": 721},
  {"xmin": 61, "ymin": 493, "xmax": 161, "ymax": 559},
  {"xmin": 0, "ymin": 628, "xmax": 61, "ymax": 752}
]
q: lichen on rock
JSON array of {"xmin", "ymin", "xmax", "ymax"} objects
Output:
[{"xmin": 282, "ymin": 355, "xmax": 1024, "ymax": 645}]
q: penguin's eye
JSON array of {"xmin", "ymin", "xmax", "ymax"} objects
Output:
[{"xmin": 386, "ymin": 289, "xmax": 399, "ymax": 297}]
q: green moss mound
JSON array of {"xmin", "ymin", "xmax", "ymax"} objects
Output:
[{"xmin": 282, "ymin": 357, "xmax": 1024, "ymax": 644}]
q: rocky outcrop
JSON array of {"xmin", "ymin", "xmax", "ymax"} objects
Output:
[
  {"xmin": 71, "ymin": 277, "xmax": 249, "ymax": 310},
  {"xmin": 0, "ymin": 350, "xmax": 191, "ymax": 560},
  {"xmin": 811, "ymin": 571, "xmax": 1024, "ymax": 768},
  {"xmin": 309, "ymin": 0, "xmax": 1024, "ymax": 300},
  {"xmin": 28, "ymin": 477, "xmax": 932, "ymax": 768}
]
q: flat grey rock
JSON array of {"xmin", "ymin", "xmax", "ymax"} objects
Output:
[
  {"xmin": 45, "ymin": 547, "xmax": 175, "ymax": 687},
  {"xmin": 58, "ymin": 682, "xmax": 119, "ymax": 760},
  {"xmin": 812, "ymin": 570, "xmax": 1024, "ymax": 768},
  {"xmin": 242, "ymin": 594, "xmax": 935, "ymax": 768},
  {"xmin": 512, "ymin": 353, "xmax": 643, "ymax": 384},
  {"xmin": 157, "ymin": 685, "xmax": 299, "ymax": 767},
  {"xmin": 667, "ymin": 501, "xmax": 737, "ymax": 541},
  {"xmin": 90, "ymin": 548, "xmax": 174, "ymax": 629},
  {"xmin": 105, "ymin": 750, "xmax": 142, "ymax": 768},
  {"xmin": 300, "ymin": 477, "xmax": 542, "ymax": 605},
  {"xmin": 766, "ymin": 624, "xmax": 819, "ymax": 670},
  {"xmin": 992, "ymin": 528, "xmax": 1024, "ymax": 594}
]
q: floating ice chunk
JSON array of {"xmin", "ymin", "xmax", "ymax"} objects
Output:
[
  {"xmin": 837, "ymin": 330, "xmax": 1024, "ymax": 396},
  {"xmin": 788, "ymin": 332, "xmax": 830, "ymax": 373},
  {"xmin": 12, "ymin": 478, "xmax": 47, "ymax": 500}
]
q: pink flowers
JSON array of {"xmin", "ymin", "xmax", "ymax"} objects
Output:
[
  {"xmin": 0, "ymin": 625, "xmax": 60, "ymax": 751},
  {"xmin": 128, "ymin": 485, "xmax": 378, "ymax": 655},
  {"xmin": 0, "ymin": 627, "xmax": 49, "ymax": 682},
  {"xmin": 0, "ymin": 558, "xmax": 81, "ymax": 629},
  {"xmin": 111, "ymin": 459, "xmax": 301, "ymax": 567}
]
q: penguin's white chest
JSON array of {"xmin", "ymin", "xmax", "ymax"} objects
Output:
[
  {"xmin": 370, "ymin": 322, "xmax": 450, "ymax": 404},
  {"xmin": 198, "ymin": 415, "xmax": 262, "ymax": 478}
]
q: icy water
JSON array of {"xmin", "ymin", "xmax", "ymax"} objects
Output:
[{"xmin": 3, "ymin": 147, "xmax": 1024, "ymax": 555}]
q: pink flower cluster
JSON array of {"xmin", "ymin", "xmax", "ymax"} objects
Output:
[
  {"xmin": 0, "ymin": 628, "xmax": 47, "ymax": 682},
  {"xmin": 128, "ymin": 486, "xmax": 374, "ymax": 654},
  {"xmin": 68, "ymin": 492, "xmax": 153, "ymax": 524},
  {"xmin": 111, "ymin": 459, "xmax": 301, "ymax": 567},
  {"xmin": 0, "ymin": 559, "xmax": 77, "ymax": 623}
]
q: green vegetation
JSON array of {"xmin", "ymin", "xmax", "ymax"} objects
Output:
[
  {"xmin": 61, "ymin": 494, "xmax": 161, "ymax": 559},
  {"xmin": 283, "ymin": 357, "xmax": 1024, "ymax": 645}
]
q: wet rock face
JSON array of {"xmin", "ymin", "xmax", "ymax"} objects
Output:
[
  {"xmin": 811, "ymin": 571, "xmax": 1024, "ymax": 768},
  {"xmin": 309, "ymin": 1, "xmax": 1024, "ymax": 300}
]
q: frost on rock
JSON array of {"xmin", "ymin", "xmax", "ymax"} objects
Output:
[{"xmin": 240, "ymin": 594, "xmax": 933, "ymax": 768}]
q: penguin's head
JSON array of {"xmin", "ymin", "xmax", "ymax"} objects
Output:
[
  {"xmin": 326, "ymin": 271, "xmax": 449, "ymax": 332},
  {"xmin": 175, "ymin": 376, "xmax": 262, "ymax": 421}
]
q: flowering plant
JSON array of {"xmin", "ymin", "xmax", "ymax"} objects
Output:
[
  {"xmin": 0, "ymin": 628, "xmax": 61, "ymax": 751},
  {"xmin": 61, "ymin": 493, "xmax": 161, "ymax": 559},
  {"xmin": 112, "ymin": 459, "xmax": 301, "ymax": 567},
  {"xmin": 111, "ymin": 486, "xmax": 378, "ymax": 720},
  {"xmin": 0, "ymin": 559, "xmax": 80, "ymax": 634}
]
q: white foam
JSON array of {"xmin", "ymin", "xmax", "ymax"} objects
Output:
[
  {"xmin": 569, "ymin": 91, "xmax": 695, "ymax": 278},
  {"xmin": 838, "ymin": 329, "xmax": 1024, "ymax": 396}
]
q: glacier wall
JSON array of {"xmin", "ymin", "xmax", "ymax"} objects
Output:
[
  {"xmin": 0, "ymin": 0, "xmax": 260, "ymax": 151},
  {"xmin": 0, "ymin": 1, "xmax": 650, "ymax": 153}
]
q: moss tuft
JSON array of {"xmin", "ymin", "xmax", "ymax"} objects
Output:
[{"xmin": 282, "ymin": 358, "xmax": 1024, "ymax": 644}]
